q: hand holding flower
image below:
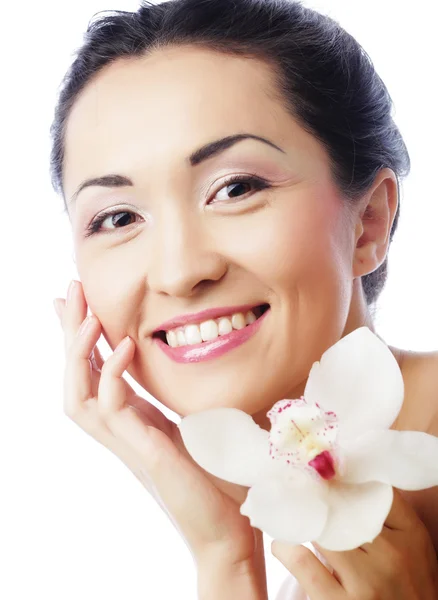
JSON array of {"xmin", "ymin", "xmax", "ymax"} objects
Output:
[
  {"xmin": 178, "ymin": 326, "xmax": 438, "ymax": 596},
  {"xmin": 272, "ymin": 487, "xmax": 438, "ymax": 599}
]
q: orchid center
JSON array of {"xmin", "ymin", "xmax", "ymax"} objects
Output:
[{"xmin": 267, "ymin": 397, "xmax": 339, "ymax": 480}]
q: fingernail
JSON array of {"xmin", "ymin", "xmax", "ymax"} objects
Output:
[
  {"xmin": 78, "ymin": 315, "xmax": 94, "ymax": 336},
  {"xmin": 66, "ymin": 280, "xmax": 78, "ymax": 305},
  {"xmin": 53, "ymin": 299, "xmax": 61, "ymax": 320},
  {"xmin": 115, "ymin": 336, "xmax": 132, "ymax": 354}
]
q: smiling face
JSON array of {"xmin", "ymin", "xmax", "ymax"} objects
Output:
[{"xmin": 63, "ymin": 46, "xmax": 369, "ymax": 425}]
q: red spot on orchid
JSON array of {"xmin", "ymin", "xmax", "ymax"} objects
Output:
[{"xmin": 308, "ymin": 450, "xmax": 336, "ymax": 480}]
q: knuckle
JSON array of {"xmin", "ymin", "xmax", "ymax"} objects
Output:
[
  {"xmin": 63, "ymin": 393, "xmax": 81, "ymax": 421},
  {"xmin": 286, "ymin": 546, "xmax": 312, "ymax": 568},
  {"xmin": 64, "ymin": 401, "xmax": 102, "ymax": 438},
  {"xmin": 63, "ymin": 403, "xmax": 82, "ymax": 422},
  {"xmin": 379, "ymin": 543, "xmax": 407, "ymax": 578},
  {"xmin": 63, "ymin": 392, "xmax": 89, "ymax": 421},
  {"xmin": 97, "ymin": 403, "xmax": 115, "ymax": 423},
  {"xmin": 388, "ymin": 546, "xmax": 407, "ymax": 571}
]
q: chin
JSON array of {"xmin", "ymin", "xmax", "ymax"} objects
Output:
[{"xmin": 161, "ymin": 387, "xmax": 260, "ymax": 418}]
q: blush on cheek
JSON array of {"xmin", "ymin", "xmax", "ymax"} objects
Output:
[
  {"xmin": 257, "ymin": 191, "xmax": 344, "ymax": 280},
  {"xmin": 74, "ymin": 272, "xmax": 132, "ymax": 350}
]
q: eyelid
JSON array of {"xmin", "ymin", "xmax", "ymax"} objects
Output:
[
  {"xmin": 85, "ymin": 203, "xmax": 145, "ymax": 237},
  {"xmin": 207, "ymin": 173, "xmax": 271, "ymax": 205},
  {"xmin": 85, "ymin": 173, "xmax": 270, "ymax": 236},
  {"xmin": 88, "ymin": 202, "xmax": 138, "ymax": 220},
  {"xmin": 208, "ymin": 171, "xmax": 264, "ymax": 195}
]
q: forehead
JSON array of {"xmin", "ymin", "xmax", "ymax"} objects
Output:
[
  {"xmin": 65, "ymin": 45, "xmax": 280, "ymax": 132},
  {"xmin": 63, "ymin": 46, "xmax": 327, "ymax": 196}
]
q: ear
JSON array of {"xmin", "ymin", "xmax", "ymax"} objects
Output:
[{"xmin": 352, "ymin": 168, "xmax": 399, "ymax": 278}]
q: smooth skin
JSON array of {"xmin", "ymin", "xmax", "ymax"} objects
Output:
[
  {"xmin": 272, "ymin": 490, "xmax": 438, "ymax": 599},
  {"xmin": 57, "ymin": 45, "xmax": 438, "ymax": 598},
  {"xmin": 63, "ymin": 47, "xmax": 386, "ymax": 428},
  {"xmin": 55, "ymin": 280, "xmax": 268, "ymax": 599},
  {"xmin": 54, "ymin": 282, "xmax": 438, "ymax": 600}
]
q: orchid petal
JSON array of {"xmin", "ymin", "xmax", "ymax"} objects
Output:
[
  {"xmin": 315, "ymin": 480, "xmax": 393, "ymax": 551},
  {"xmin": 340, "ymin": 429, "xmax": 438, "ymax": 490},
  {"xmin": 178, "ymin": 407, "xmax": 274, "ymax": 487},
  {"xmin": 304, "ymin": 327, "xmax": 404, "ymax": 442},
  {"xmin": 240, "ymin": 473, "xmax": 328, "ymax": 545}
]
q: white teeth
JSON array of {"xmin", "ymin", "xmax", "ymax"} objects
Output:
[
  {"xmin": 200, "ymin": 319, "xmax": 219, "ymax": 341},
  {"xmin": 184, "ymin": 324, "xmax": 203, "ymax": 345},
  {"xmin": 164, "ymin": 307, "xmax": 263, "ymax": 348},
  {"xmin": 177, "ymin": 330, "xmax": 187, "ymax": 346},
  {"xmin": 245, "ymin": 311, "xmax": 256, "ymax": 325},
  {"xmin": 231, "ymin": 313, "xmax": 246, "ymax": 330},
  {"xmin": 217, "ymin": 317, "xmax": 233, "ymax": 336},
  {"xmin": 166, "ymin": 330, "xmax": 178, "ymax": 348}
]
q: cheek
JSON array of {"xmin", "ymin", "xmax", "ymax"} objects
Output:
[
  {"xmin": 75, "ymin": 253, "xmax": 138, "ymax": 347},
  {"xmin": 231, "ymin": 191, "xmax": 350, "ymax": 291}
]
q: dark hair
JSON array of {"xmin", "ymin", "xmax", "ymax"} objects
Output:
[{"xmin": 50, "ymin": 0, "xmax": 410, "ymax": 307}]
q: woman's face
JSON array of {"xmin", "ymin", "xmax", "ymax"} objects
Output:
[{"xmin": 63, "ymin": 46, "xmax": 364, "ymax": 426}]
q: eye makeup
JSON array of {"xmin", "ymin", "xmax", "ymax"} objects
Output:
[{"xmin": 83, "ymin": 174, "xmax": 271, "ymax": 237}]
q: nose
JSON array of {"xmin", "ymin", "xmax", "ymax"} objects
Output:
[{"xmin": 146, "ymin": 218, "xmax": 228, "ymax": 298}]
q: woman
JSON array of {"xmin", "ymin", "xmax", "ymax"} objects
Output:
[{"xmin": 51, "ymin": 0, "xmax": 438, "ymax": 597}]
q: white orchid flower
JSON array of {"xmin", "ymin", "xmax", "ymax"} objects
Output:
[{"xmin": 177, "ymin": 327, "xmax": 438, "ymax": 551}]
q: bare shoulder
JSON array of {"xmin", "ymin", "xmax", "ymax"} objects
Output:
[{"xmin": 398, "ymin": 349, "xmax": 438, "ymax": 434}]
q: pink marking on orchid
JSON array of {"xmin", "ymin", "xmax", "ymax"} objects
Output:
[
  {"xmin": 266, "ymin": 396, "xmax": 340, "ymax": 481},
  {"xmin": 308, "ymin": 450, "xmax": 336, "ymax": 480}
]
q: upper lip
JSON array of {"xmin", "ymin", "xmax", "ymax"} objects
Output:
[{"xmin": 152, "ymin": 303, "xmax": 265, "ymax": 334}]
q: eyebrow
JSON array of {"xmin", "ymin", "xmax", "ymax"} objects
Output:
[{"xmin": 68, "ymin": 133, "xmax": 285, "ymax": 205}]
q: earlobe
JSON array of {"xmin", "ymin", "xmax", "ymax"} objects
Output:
[{"xmin": 352, "ymin": 169, "xmax": 398, "ymax": 278}]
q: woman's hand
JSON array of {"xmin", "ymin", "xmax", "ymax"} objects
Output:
[
  {"xmin": 54, "ymin": 280, "xmax": 268, "ymax": 598},
  {"xmin": 272, "ymin": 487, "xmax": 438, "ymax": 599}
]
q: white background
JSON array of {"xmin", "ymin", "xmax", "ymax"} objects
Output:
[{"xmin": 1, "ymin": 0, "xmax": 437, "ymax": 598}]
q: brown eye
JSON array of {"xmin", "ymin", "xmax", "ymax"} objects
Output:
[
  {"xmin": 106, "ymin": 211, "xmax": 136, "ymax": 228},
  {"xmin": 209, "ymin": 175, "xmax": 271, "ymax": 204},
  {"xmin": 85, "ymin": 210, "xmax": 141, "ymax": 237}
]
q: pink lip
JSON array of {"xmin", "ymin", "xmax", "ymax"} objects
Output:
[
  {"xmin": 153, "ymin": 307, "xmax": 270, "ymax": 363},
  {"xmin": 153, "ymin": 303, "xmax": 265, "ymax": 334}
]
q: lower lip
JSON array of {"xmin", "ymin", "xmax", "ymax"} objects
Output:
[{"xmin": 153, "ymin": 308, "xmax": 270, "ymax": 364}]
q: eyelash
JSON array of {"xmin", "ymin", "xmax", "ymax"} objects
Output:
[{"xmin": 84, "ymin": 174, "xmax": 271, "ymax": 238}]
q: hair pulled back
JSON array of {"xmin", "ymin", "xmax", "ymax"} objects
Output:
[{"xmin": 50, "ymin": 0, "xmax": 410, "ymax": 306}]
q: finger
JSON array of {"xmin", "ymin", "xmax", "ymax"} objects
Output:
[
  {"xmin": 95, "ymin": 336, "xmax": 170, "ymax": 459},
  {"xmin": 380, "ymin": 487, "xmax": 418, "ymax": 532},
  {"xmin": 95, "ymin": 337, "xmax": 167, "ymax": 468},
  {"xmin": 97, "ymin": 336, "xmax": 136, "ymax": 415},
  {"xmin": 311, "ymin": 542, "xmax": 369, "ymax": 593},
  {"xmin": 63, "ymin": 280, "xmax": 88, "ymax": 354},
  {"xmin": 96, "ymin": 336, "xmax": 169, "ymax": 435},
  {"xmin": 62, "ymin": 316, "xmax": 146, "ymax": 472},
  {"xmin": 56, "ymin": 294, "xmax": 104, "ymax": 372},
  {"xmin": 91, "ymin": 345, "xmax": 104, "ymax": 372},
  {"xmin": 271, "ymin": 541, "xmax": 342, "ymax": 599},
  {"xmin": 64, "ymin": 314, "xmax": 102, "ymax": 418},
  {"xmin": 53, "ymin": 298, "xmax": 63, "ymax": 321},
  {"xmin": 312, "ymin": 489, "xmax": 423, "ymax": 595}
]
